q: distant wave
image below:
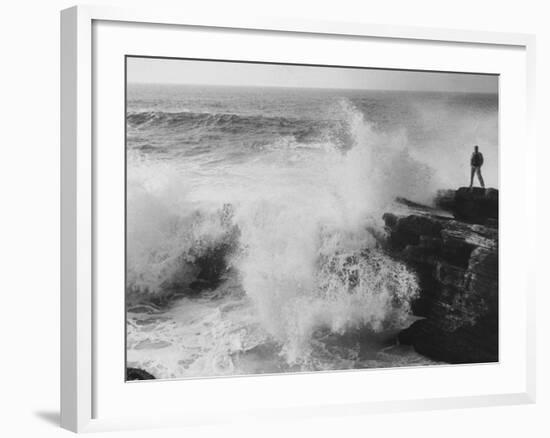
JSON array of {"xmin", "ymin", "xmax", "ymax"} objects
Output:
[
  {"xmin": 126, "ymin": 110, "xmax": 345, "ymax": 143},
  {"xmin": 128, "ymin": 110, "xmax": 311, "ymax": 128}
]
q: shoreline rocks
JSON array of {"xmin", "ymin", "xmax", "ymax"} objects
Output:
[
  {"xmin": 126, "ymin": 367, "xmax": 156, "ymax": 381},
  {"xmin": 435, "ymin": 187, "xmax": 498, "ymax": 226},
  {"xmin": 384, "ymin": 187, "xmax": 498, "ymax": 364}
]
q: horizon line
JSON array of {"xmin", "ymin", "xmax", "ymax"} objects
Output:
[{"xmin": 126, "ymin": 81, "xmax": 498, "ymax": 94}]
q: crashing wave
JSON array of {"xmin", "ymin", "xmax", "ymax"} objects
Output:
[{"xmin": 127, "ymin": 99, "xmax": 428, "ymax": 364}]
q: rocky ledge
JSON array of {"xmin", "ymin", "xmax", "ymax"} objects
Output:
[
  {"xmin": 435, "ymin": 187, "xmax": 498, "ymax": 226},
  {"xmin": 383, "ymin": 187, "xmax": 498, "ymax": 364}
]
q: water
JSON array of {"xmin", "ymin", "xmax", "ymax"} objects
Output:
[{"xmin": 126, "ymin": 84, "xmax": 498, "ymax": 379}]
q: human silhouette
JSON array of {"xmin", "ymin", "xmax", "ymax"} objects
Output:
[{"xmin": 469, "ymin": 145, "xmax": 485, "ymax": 189}]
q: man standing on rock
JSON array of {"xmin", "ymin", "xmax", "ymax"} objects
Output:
[{"xmin": 469, "ymin": 145, "xmax": 485, "ymax": 189}]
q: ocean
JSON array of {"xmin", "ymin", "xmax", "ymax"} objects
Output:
[{"xmin": 125, "ymin": 84, "xmax": 498, "ymax": 379}]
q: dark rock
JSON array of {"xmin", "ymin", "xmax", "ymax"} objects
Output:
[
  {"xmin": 398, "ymin": 215, "xmax": 444, "ymax": 238},
  {"xmin": 455, "ymin": 187, "xmax": 498, "ymax": 224},
  {"xmin": 126, "ymin": 367, "xmax": 156, "ymax": 380},
  {"xmin": 384, "ymin": 214, "xmax": 443, "ymax": 250},
  {"xmin": 435, "ymin": 187, "xmax": 498, "ymax": 226},
  {"xmin": 468, "ymin": 247, "xmax": 498, "ymax": 279},
  {"xmin": 385, "ymin": 191, "xmax": 498, "ymax": 364},
  {"xmin": 401, "ymin": 244, "xmax": 439, "ymax": 267},
  {"xmin": 398, "ymin": 319, "xmax": 497, "ymax": 364},
  {"xmin": 485, "ymin": 218, "xmax": 498, "ymax": 228},
  {"xmin": 382, "ymin": 212, "xmax": 399, "ymax": 229},
  {"xmin": 397, "ymin": 323, "xmax": 415, "ymax": 345},
  {"xmin": 434, "ymin": 262, "xmax": 466, "ymax": 288},
  {"xmin": 440, "ymin": 230, "xmax": 477, "ymax": 268}
]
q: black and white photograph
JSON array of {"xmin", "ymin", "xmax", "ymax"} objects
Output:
[
  {"xmin": 125, "ymin": 57, "xmax": 499, "ymax": 381},
  {"xmin": 2, "ymin": 0, "xmax": 547, "ymax": 435}
]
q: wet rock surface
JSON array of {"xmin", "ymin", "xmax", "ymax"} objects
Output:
[{"xmin": 384, "ymin": 187, "xmax": 498, "ymax": 364}]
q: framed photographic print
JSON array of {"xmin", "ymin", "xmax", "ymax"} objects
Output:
[{"xmin": 61, "ymin": 5, "xmax": 536, "ymax": 433}]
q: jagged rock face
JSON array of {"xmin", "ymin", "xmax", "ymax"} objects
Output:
[{"xmin": 384, "ymin": 190, "xmax": 498, "ymax": 364}]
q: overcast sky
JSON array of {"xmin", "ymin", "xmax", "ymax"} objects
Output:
[{"xmin": 127, "ymin": 57, "xmax": 497, "ymax": 93}]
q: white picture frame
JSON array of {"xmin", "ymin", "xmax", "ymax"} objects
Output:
[{"xmin": 60, "ymin": 4, "xmax": 536, "ymax": 433}]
